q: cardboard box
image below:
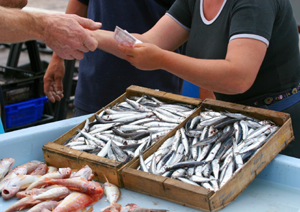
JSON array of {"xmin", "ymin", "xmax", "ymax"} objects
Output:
[
  {"xmin": 42, "ymin": 85, "xmax": 202, "ymax": 187},
  {"xmin": 121, "ymin": 99, "xmax": 294, "ymax": 212}
]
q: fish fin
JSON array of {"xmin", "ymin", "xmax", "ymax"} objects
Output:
[
  {"xmin": 103, "ymin": 174, "xmax": 110, "ymax": 187},
  {"xmin": 86, "ymin": 206, "xmax": 94, "ymax": 212}
]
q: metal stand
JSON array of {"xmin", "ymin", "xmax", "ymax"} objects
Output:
[
  {"xmin": 54, "ymin": 59, "xmax": 76, "ymax": 120},
  {"xmin": 1, "ymin": 40, "xmax": 77, "ymax": 131}
]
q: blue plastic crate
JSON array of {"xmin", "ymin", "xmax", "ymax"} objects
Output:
[{"xmin": 5, "ymin": 96, "xmax": 49, "ymax": 128}]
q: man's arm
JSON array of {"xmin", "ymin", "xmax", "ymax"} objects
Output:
[
  {"xmin": 44, "ymin": 0, "xmax": 89, "ymax": 103},
  {"xmin": 0, "ymin": 6, "xmax": 101, "ymax": 60},
  {"xmin": 0, "ymin": 0, "xmax": 27, "ymax": 8}
]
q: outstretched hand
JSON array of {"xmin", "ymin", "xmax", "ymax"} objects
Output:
[
  {"xmin": 118, "ymin": 43, "xmax": 164, "ymax": 71},
  {"xmin": 42, "ymin": 13, "xmax": 102, "ymax": 60},
  {"xmin": 44, "ymin": 54, "xmax": 65, "ymax": 103}
]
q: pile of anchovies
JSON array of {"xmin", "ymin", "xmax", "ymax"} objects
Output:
[
  {"xmin": 138, "ymin": 110, "xmax": 279, "ymax": 192},
  {"xmin": 63, "ymin": 95, "xmax": 197, "ymax": 164}
]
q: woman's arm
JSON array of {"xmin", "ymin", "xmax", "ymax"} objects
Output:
[
  {"xmin": 118, "ymin": 15, "xmax": 267, "ymax": 95},
  {"xmin": 92, "ymin": 14, "xmax": 189, "ymax": 60}
]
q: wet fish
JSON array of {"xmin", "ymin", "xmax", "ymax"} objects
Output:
[
  {"xmin": 1, "ymin": 174, "xmax": 40, "ymax": 200},
  {"xmin": 0, "ymin": 158, "xmax": 15, "ymax": 181},
  {"xmin": 71, "ymin": 165, "xmax": 94, "ymax": 181},
  {"xmin": 26, "ymin": 167, "xmax": 72, "ymax": 191},
  {"xmin": 102, "ymin": 176, "xmax": 121, "ymax": 205},
  {"xmin": 52, "ymin": 191, "xmax": 103, "ymax": 212},
  {"xmin": 37, "ymin": 177, "xmax": 103, "ymax": 195},
  {"xmin": 27, "ymin": 200, "xmax": 59, "ymax": 212},
  {"xmin": 31, "ymin": 163, "xmax": 49, "ymax": 176}
]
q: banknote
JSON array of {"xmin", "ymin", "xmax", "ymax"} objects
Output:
[{"xmin": 114, "ymin": 26, "xmax": 142, "ymax": 47}]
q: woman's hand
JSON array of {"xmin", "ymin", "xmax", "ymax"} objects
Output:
[{"xmin": 118, "ymin": 43, "xmax": 165, "ymax": 71}]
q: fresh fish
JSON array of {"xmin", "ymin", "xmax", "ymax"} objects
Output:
[
  {"xmin": 102, "ymin": 202, "xmax": 122, "ymax": 212},
  {"xmin": 31, "ymin": 163, "xmax": 49, "ymax": 176},
  {"xmin": 37, "ymin": 177, "xmax": 103, "ymax": 195},
  {"xmin": 26, "ymin": 167, "xmax": 72, "ymax": 191},
  {"xmin": 198, "ymin": 115, "xmax": 228, "ymax": 127},
  {"xmin": 47, "ymin": 166, "xmax": 58, "ymax": 173},
  {"xmin": 111, "ymin": 141, "xmax": 132, "ymax": 164},
  {"xmin": 189, "ymin": 175, "xmax": 211, "ymax": 183},
  {"xmin": 180, "ymin": 128, "xmax": 189, "ymax": 156},
  {"xmin": 177, "ymin": 177, "xmax": 200, "ymax": 186},
  {"xmin": 0, "ymin": 158, "xmax": 15, "ymax": 181},
  {"xmin": 152, "ymin": 110, "xmax": 184, "ymax": 124},
  {"xmin": 3, "ymin": 196, "xmax": 41, "ymax": 212},
  {"xmin": 1, "ymin": 165, "xmax": 28, "ymax": 186},
  {"xmin": 148, "ymin": 153, "xmax": 158, "ymax": 175},
  {"xmin": 211, "ymin": 158, "xmax": 220, "ymax": 180},
  {"xmin": 232, "ymin": 138, "xmax": 243, "ymax": 170},
  {"xmin": 170, "ymin": 168, "xmax": 186, "ymax": 179},
  {"xmin": 220, "ymin": 161, "xmax": 234, "ymax": 188},
  {"xmin": 2, "ymin": 174, "xmax": 40, "ymax": 200},
  {"xmin": 27, "ymin": 200, "xmax": 59, "ymax": 212},
  {"xmin": 98, "ymin": 140, "xmax": 112, "ymax": 157},
  {"xmin": 52, "ymin": 191, "xmax": 103, "ymax": 212},
  {"xmin": 16, "ymin": 185, "xmax": 62, "ymax": 198},
  {"xmin": 71, "ymin": 165, "xmax": 94, "ymax": 181},
  {"xmin": 20, "ymin": 160, "xmax": 43, "ymax": 175},
  {"xmin": 139, "ymin": 150, "xmax": 149, "ymax": 173},
  {"xmin": 210, "ymin": 175, "xmax": 219, "ymax": 191},
  {"xmin": 125, "ymin": 97, "xmax": 152, "ymax": 112},
  {"xmin": 102, "ymin": 176, "xmax": 121, "ymax": 204},
  {"xmin": 30, "ymin": 186, "xmax": 70, "ymax": 201}
]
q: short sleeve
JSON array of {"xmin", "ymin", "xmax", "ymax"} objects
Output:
[
  {"xmin": 78, "ymin": 0, "xmax": 89, "ymax": 6},
  {"xmin": 229, "ymin": 0, "xmax": 276, "ymax": 42},
  {"xmin": 167, "ymin": 0, "xmax": 195, "ymax": 29}
]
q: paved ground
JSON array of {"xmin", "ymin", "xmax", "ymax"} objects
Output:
[{"xmin": 26, "ymin": 0, "xmax": 68, "ymax": 12}]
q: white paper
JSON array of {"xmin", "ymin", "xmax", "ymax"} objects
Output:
[{"xmin": 114, "ymin": 26, "xmax": 142, "ymax": 47}]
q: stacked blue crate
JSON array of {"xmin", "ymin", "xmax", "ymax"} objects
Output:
[{"xmin": 182, "ymin": 80, "xmax": 199, "ymax": 98}]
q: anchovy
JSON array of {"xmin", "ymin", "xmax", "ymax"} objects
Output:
[
  {"xmin": 165, "ymin": 160, "xmax": 209, "ymax": 171},
  {"xmin": 111, "ymin": 141, "xmax": 131, "ymax": 164},
  {"xmin": 139, "ymin": 151, "xmax": 149, "ymax": 173},
  {"xmin": 177, "ymin": 177, "xmax": 200, "ymax": 186},
  {"xmin": 97, "ymin": 140, "xmax": 112, "ymax": 157}
]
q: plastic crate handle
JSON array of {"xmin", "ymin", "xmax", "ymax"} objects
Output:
[{"xmin": 17, "ymin": 103, "xmax": 36, "ymax": 110}]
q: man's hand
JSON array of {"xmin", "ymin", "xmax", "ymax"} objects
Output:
[
  {"xmin": 44, "ymin": 54, "xmax": 65, "ymax": 103},
  {"xmin": 42, "ymin": 13, "xmax": 102, "ymax": 60}
]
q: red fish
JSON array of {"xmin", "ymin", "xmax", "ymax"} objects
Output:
[
  {"xmin": 71, "ymin": 165, "xmax": 94, "ymax": 181},
  {"xmin": 0, "ymin": 158, "xmax": 15, "ymax": 181},
  {"xmin": 3, "ymin": 196, "xmax": 41, "ymax": 212},
  {"xmin": 1, "ymin": 174, "xmax": 40, "ymax": 200},
  {"xmin": 53, "ymin": 191, "xmax": 103, "ymax": 212},
  {"xmin": 31, "ymin": 163, "xmax": 49, "ymax": 176},
  {"xmin": 27, "ymin": 200, "xmax": 59, "ymax": 212},
  {"xmin": 102, "ymin": 203, "xmax": 122, "ymax": 212},
  {"xmin": 22, "ymin": 160, "xmax": 44, "ymax": 174},
  {"xmin": 26, "ymin": 167, "xmax": 71, "ymax": 191},
  {"xmin": 16, "ymin": 185, "xmax": 62, "ymax": 198},
  {"xmin": 38, "ymin": 177, "xmax": 103, "ymax": 195}
]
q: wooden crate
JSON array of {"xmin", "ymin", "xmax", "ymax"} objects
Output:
[
  {"xmin": 122, "ymin": 98, "xmax": 294, "ymax": 211},
  {"xmin": 42, "ymin": 85, "xmax": 202, "ymax": 187}
]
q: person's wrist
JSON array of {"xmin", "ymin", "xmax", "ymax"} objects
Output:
[{"xmin": 33, "ymin": 12, "xmax": 48, "ymax": 43}]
